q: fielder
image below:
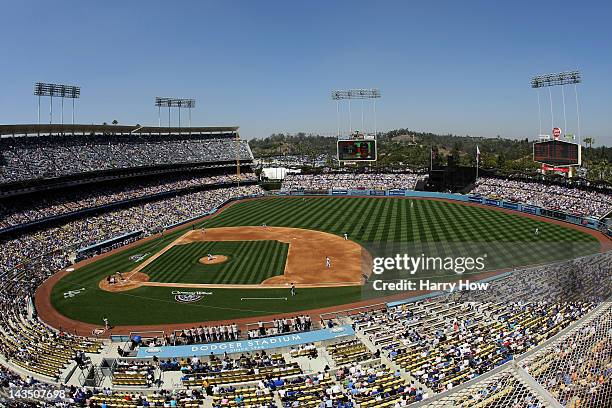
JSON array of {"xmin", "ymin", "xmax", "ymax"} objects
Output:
[
  {"xmin": 535, "ymin": 227, "xmax": 539, "ymax": 236},
  {"xmin": 325, "ymin": 256, "xmax": 331, "ymax": 268}
]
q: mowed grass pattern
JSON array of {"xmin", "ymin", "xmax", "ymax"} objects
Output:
[
  {"xmin": 142, "ymin": 241, "xmax": 288, "ymax": 284},
  {"xmin": 202, "ymin": 197, "xmax": 595, "ymax": 242},
  {"xmin": 200, "ymin": 197, "xmax": 599, "ymax": 270},
  {"xmin": 50, "ymin": 197, "xmax": 601, "ymax": 326}
]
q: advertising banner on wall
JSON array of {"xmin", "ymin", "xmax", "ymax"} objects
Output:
[{"xmin": 137, "ymin": 326, "xmax": 355, "ymax": 358}]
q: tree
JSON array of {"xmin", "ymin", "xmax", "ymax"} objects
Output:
[
  {"xmin": 112, "ymin": 120, "xmax": 118, "ymax": 125},
  {"xmin": 496, "ymin": 152, "xmax": 506, "ymax": 168},
  {"xmin": 482, "ymin": 152, "xmax": 497, "ymax": 169},
  {"xmin": 583, "ymin": 137, "xmax": 594, "ymax": 150}
]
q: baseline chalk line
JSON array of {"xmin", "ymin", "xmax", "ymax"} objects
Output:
[{"xmin": 240, "ymin": 297, "xmax": 288, "ymax": 301}]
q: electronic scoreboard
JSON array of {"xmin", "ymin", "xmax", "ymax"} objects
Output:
[
  {"xmin": 337, "ymin": 140, "xmax": 377, "ymax": 161},
  {"xmin": 533, "ymin": 140, "xmax": 581, "ymax": 166}
]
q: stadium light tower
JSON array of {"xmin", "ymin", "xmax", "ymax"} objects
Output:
[
  {"xmin": 155, "ymin": 97, "xmax": 196, "ymax": 132},
  {"xmin": 530, "ymin": 70, "xmax": 581, "ymax": 144},
  {"xmin": 331, "ymin": 89, "xmax": 381, "ymax": 138},
  {"xmin": 34, "ymin": 82, "xmax": 81, "ymax": 125}
]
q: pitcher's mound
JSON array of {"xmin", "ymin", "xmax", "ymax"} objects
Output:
[{"xmin": 199, "ymin": 255, "xmax": 229, "ymax": 265}]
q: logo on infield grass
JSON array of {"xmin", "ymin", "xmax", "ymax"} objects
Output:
[
  {"xmin": 129, "ymin": 253, "xmax": 150, "ymax": 263},
  {"xmin": 173, "ymin": 290, "xmax": 213, "ymax": 303},
  {"xmin": 63, "ymin": 288, "xmax": 85, "ymax": 298}
]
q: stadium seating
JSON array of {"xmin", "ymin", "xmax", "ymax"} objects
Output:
[
  {"xmin": 0, "ymin": 172, "xmax": 257, "ymax": 230},
  {"xmin": 0, "ymin": 134, "xmax": 253, "ymax": 184},
  {"xmin": 0, "ymin": 184, "xmax": 264, "ymax": 276},
  {"xmin": 470, "ymin": 177, "xmax": 612, "ymax": 218},
  {"xmin": 352, "ymin": 252, "xmax": 611, "ymax": 394},
  {"xmin": 111, "ymin": 360, "xmax": 155, "ymax": 387},
  {"xmin": 326, "ymin": 339, "xmax": 373, "ymax": 366},
  {"xmin": 178, "ymin": 353, "xmax": 302, "ymax": 387},
  {"xmin": 519, "ymin": 303, "xmax": 612, "ymax": 408},
  {"xmin": 0, "ymin": 162, "xmax": 610, "ymax": 407},
  {"xmin": 281, "ymin": 172, "xmax": 425, "ymax": 191}
]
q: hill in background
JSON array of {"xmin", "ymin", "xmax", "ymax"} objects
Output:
[{"xmin": 249, "ymin": 130, "xmax": 612, "ymax": 183}]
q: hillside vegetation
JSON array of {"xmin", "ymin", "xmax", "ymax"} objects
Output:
[{"xmin": 249, "ymin": 130, "xmax": 612, "ymax": 184}]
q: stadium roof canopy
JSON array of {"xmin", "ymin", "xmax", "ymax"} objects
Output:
[{"xmin": 0, "ymin": 124, "xmax": 239, "ymax": 136}]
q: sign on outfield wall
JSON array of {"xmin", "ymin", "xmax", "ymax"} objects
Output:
[
  {"xmin": 502, "ymin": 202, "xmax": 520, "ymax": 210},
  {"xmin": 520, "ymin": 205, "xmax": 539, "ymax": 215},
  {"xmin": 484, "ymin": 199, "xmax": 501, "ymax": 207},
  {"xmin": 136, "ymin": 326, "xmax": 355, "ymax": 358}
]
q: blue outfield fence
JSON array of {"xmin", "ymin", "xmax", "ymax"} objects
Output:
[{"xmin": 136, "ymin": 325, "xmax": 355, "ymax": 358}]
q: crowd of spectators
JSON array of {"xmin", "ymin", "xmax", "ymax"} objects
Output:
[
  {"xmin": 170, "ymin": 324, "xmax": 241, "ymax": 345},
  {"xmin": 247, "ymin": 316, "xmax": 314, "ymax": 340},
  {"xmin": 0, "ymin": 172, "xmax": 257, "ymax": 230},
  {"xmin": 0, "ymin": 158, "xmax": 610, "ymax": 407},
  {"xmin": 352, "ymin": 252, "xmax": 611, "ymax": 395},
  {"xmin": 0, "ymin": 243, "xmax": 102, "ymax": 386},
  {"xmin": 0, "ymin": 181, "xmax": 263, "ymax": 404},
  {"xmin": 0, "ymin": 252, "xmax": 609, "ymax": 406},
  {"xmin": 0, "ymin": 133, "xmax": 253, "ymax": 183},
  {"xmin": 1, "ymin": 384, "xmax": 206, "ymax": 407},
  {"xmin": 338, "ymin": 363, "xmax": 422, "ymax": 406},
  {"xmin": 520, "ymin": 304, "xmax": 612, "ymax": 408},
  {"xmin": 277, "ymin": 371, "xmax": 353, "ymax": 408},
  {"xmin": 281, "ymin": 173, "xmax": 425, "ymax": 191},
  {"xmin": 470, "ymin": 177, "xmax": 612, "ymax": 218},
  {"xmin": 1, "ymin": 184, "xmax": 263, "ymax": 275}
]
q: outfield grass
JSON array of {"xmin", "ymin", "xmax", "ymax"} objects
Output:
[
  {"xmin": 50, "ymin": 197, "xmax": 600, "ymax": 326},
  {"xmin": 142, "ymin": 241, "xmax": 288, "ymax": 284}
]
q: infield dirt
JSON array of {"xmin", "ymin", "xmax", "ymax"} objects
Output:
[{"xmin": 98, "ymin": 226, "xmax": 367, "ymax": 292}]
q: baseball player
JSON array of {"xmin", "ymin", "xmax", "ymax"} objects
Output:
[
  {"xmin": 343, "ymin": 233, "xmax": 348, "ymax": 240},
  {"xmin": 290, "ymin": 283, "xmax": 296, "ymax": 297},
  {"xmin": 325, "ymin": 256, "xmax": 331, "ymax": 268}
]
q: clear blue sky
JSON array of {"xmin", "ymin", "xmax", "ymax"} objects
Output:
[{"xmin": 1, "ymin": 1, "xmax": 611, "ymax": 144}]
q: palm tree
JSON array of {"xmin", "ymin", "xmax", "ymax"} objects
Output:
[
  {"xmin": 112, "ymin": 120, "xmax": 118, "ymax": 125},
  {"xmin": 583, "ymin": 137, "xmax": 594, "ymax": 149}
]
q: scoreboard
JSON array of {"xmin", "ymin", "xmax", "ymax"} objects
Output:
[
  {"xmin": 533, "ymin": 140, "xmax": 581, "ymax": 166},
  {"xmin": 337, "ymin": 140, "xmax": 377, "ymax": 161}
]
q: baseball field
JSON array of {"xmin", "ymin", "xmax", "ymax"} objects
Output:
[{"xmin": 42, "ymin": 196, "xmax": 602, "ymax": 332}]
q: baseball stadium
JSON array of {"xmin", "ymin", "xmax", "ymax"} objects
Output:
[{"xmin": 2, "ymin": 3, "xmax": 612, "ymax": 408}]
